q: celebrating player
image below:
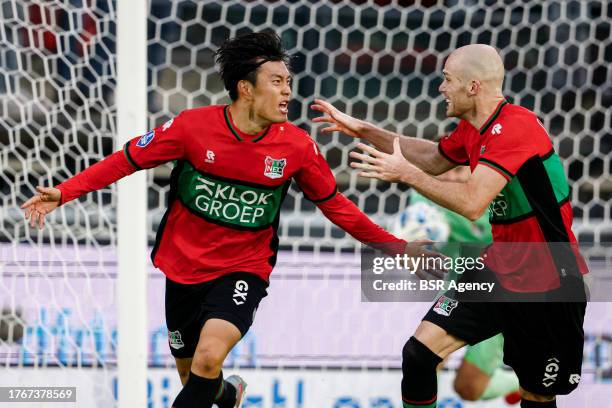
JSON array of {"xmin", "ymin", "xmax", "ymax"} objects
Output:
[
  {"xmin": 21, "ymin": 31, "xmax": 442, "ymax": 408},
  {"xmin": 393, "ymin": 167, "xmax": 520, "ymax": 405},
  {"xmin": 312, "ymin": 44, "xmax": 587, "ymax": 408}
]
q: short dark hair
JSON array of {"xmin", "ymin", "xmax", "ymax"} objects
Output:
[{"xmin": 214, "ymin": 31, "xmax": 291, "ymax": 101}]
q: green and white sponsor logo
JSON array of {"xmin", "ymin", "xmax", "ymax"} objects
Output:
[
  {"xmin": 489, "ymin": 192, "xmax": 509, "ymax": 219},
  {"xmin": 177, "ymin": 162, "xmax": 287, "ymax": 229}
]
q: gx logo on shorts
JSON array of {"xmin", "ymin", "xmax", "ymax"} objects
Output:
[{"xmin": 233, "ymin": 280, "xmax": 249, "ymax": 305}]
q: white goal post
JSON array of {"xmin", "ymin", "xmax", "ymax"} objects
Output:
[{"xmin": 116, "ymin": 0, "xmax": 148, "ymax": 406}]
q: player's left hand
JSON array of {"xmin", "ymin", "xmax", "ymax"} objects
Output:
[{"xmin": 350, "ymin": 137, "xmax": 418, "ymax": 183}]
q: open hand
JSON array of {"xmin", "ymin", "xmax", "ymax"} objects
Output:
[
  {"xmin": 350, "ymin": 137, "xmax": 418, "ymax": 183},
  {"xmin": 311, "ymin": 98, "xmax": 364, "ymax": 138},
  {"xmin": 21, "ymin": 186, "xmax": 61, "ymax": 229}
]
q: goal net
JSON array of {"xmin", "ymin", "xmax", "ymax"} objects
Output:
[{"xmin": 1, "ymin": 0, "xmax": 610, "ymax": 406}]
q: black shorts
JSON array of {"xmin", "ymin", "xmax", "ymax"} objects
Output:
[
  {"xmin": 423, "ymin": 279, "xmax": 586, "ymax": 395},
  {"xmin": 165, "ymin": 272, "xmax": 268, "ymax": 359}
]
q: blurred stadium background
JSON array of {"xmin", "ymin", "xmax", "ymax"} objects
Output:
[{"xmin": 1, "ymin": 1, "xmax": 610, "ymax": 407}]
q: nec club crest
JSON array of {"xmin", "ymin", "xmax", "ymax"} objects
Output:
[
  {"xmin": 167, "ymin": 330, "xmax": 184, "ymax": 350},
  {"xmin": 433, "ymin": 295, "xmax": 458, "ymax": 316},
  {"xmin": 264, "ymin": 156, "xmax": 286, "ymax": 179}
]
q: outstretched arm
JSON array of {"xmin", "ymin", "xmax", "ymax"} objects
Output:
[
  {"xmin": 351, "ymin": 139, "xmax": 506, "ymax": 221},
  {"xmin": 21, "ymin": 150, "xmax": 136, "ymax": 229},
  {"xmin": 22, "ymin": 113, "xmax": 186, "ymax": 229},
  {"xmin": 311, "ymin": 99, "xmax": 455, "ymax": 176}
]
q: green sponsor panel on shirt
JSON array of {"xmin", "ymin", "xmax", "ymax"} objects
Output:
[
  {"xmin": 543, "ymin": 152, "xmax": 570, "ymax": 199},
  {"xmin": 176, "ymin": 161, "xmax": 288, "ymax": 229},
  {"xmin": 488, "ymin": 176, "xmax": 531, "ymax": 222},
  {"xmin": 488, "ymin": 152, "xmax": 570, "ymax": 224}
]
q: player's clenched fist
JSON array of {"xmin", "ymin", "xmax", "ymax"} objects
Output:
[{"xmin": 21, "ymin": 186, "xmax": 61, "ymax": 229}]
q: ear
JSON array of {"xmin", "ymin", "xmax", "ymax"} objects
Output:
[
  {"xmin": 237, "ymin": 80, "xmax": 253, "ymax": 100},
  {"xmin": 467, "ymin": 79, "xmax": 481, "ymax": 95}
]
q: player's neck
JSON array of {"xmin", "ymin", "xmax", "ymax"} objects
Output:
[
  {"xmin": 464, "ymin": 95, "xmax": 506, "ymax": 130},
  {"xmin": 228, "ymin": 102, "xmax": 270, "ymax": 135}
]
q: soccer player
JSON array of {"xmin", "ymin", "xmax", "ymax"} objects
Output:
[
  {"xmin": 393, "ymin": 167, "xmax": 520, "ymax": 405},
  {"xmin": 312, "ymin": 44, "xmax": 587, "ymax": 408},
  {"xmin": 21, "ymin": 32, "xmax": 432, "ymax": 408}
]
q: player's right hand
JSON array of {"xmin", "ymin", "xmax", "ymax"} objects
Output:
[
  {"xmin": 21, "ymin": 186, "xmax": 61, "ymax": 229},
  {"xmin": 311, "ymin": 98, "xmax": 364, "ymax": 138}
]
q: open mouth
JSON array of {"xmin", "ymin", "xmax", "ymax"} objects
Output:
[{"xmin": 279, "ymin": 101, "xmax": 288, "ymax": 114}]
